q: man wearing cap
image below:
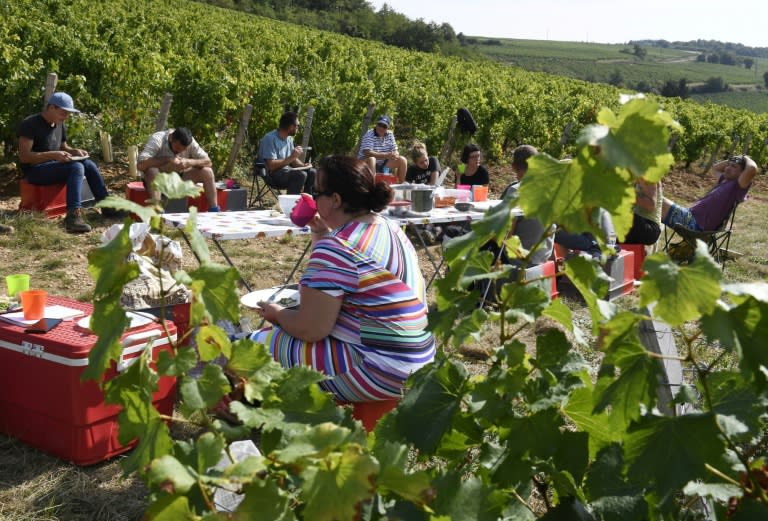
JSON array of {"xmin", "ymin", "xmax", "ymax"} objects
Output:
[
  {"xmin": 257, "ymin": 111, "xmax": 315, "ymax": 195},
  {"xmin": 138, "ymin": 127, "xmax": 219, "ymax": 211},
  {"xmin": 357, "ymin": 115, "xmax": 407, "ymax": 182},
  {"xmin": 17, "ymin": 91, "xmax": 119, "ymax": 233},
  {"xmin": 662, "ymin": 155, "xmax": 758, "ymax": 232}
]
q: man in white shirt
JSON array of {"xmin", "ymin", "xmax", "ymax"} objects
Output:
[{"xmin": 138, "ymin": 127, "xmax": 219, "ymax": 211}]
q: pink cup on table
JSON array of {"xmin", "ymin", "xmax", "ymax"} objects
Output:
[{"xmin": 290, "ymin": 193, "xmax": 317, "ymax": 227}]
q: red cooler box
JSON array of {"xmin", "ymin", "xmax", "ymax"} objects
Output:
[{"xmin": 0, "ymin": 297, "xmax": 177, "ymax": 465}]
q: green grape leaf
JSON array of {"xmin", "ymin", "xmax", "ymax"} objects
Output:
[
  {"xmin": 188, "ymin": 263, "xmax": 240, "ymax": 324},
  {"xmin": 275, "ymin": 422, "xmax": 353, "ymax": 463},
  {"xmin": 154, "ymin": 171, "xmax": 203, "ymax": 200},
  {"xmin": 564, "ymin": 384, "xmax": 624, "ymax": 458},
  {"xmin": 95, "ymin": 195, "xmax": 155, "ymax": 223},
  {"xmin": 375, "ymin": 442, "xmax": 434, "ymax": 505},
  {"xmin": 148, "ymin": 455, "xmax": 197, "ymax": 494},
  {"xmin": 196, "ymin": 324, "xmax": 232, "ymax": 361},
  {"xmin": 298, "ymin": 444, "xmax": 378, "ymax": 521},
  {"xmin": 395, "ymin": 357, "xmax": 468, "ymax": 453},
  {"xmin": 179, "ymin": 364, "xmax": 230, "ymax": 411},
  {"xmin": 196, "ymin": 432, "xmax": 227, "ymax": 474},
  {"xmin": 432, "ymin": 473, "xmax": 506, "ymax": 521},
  {"xmin": 143, "ymin": 495, "xmax": 197, "ymax": 521},
  {"xmin": 624, "ymin": 414, "xmax": 726, "ymax": 494},
  {"xmin": 157, "ymin": 346, "xmax": 198, "ymax": 377},
  {"xmin": 84, "ymin": 225, "xmax": 138, "ymax": 380},
  {"xmin": 121, "ymin": 417, "xmax": 175, "ymax": 476},
  {"xmin": 519, "ymin": 154, "xmax": 589, "ymax": 233},
  {"xmin": 593, "ymin": 341, "xmax": 659, "ymax": 423},
  {"xmin": 180, "ymin": 209, "xmax": 211, "ymax": 264},
  {"xmin": 233, "ymin": 480, "xmax": 295, "ymax": 520},
  {"xmin": 639, "ymin": 246, "xmax": 721, "ymax": 327},
  {"xmin": 705, "ymin": 371, "xmax": 767, "ymax": 435},
  {"xmin": 589, "ymin": 495, "xmax": 647, "ymax": 521},
  {"xmin": 703, "ymin": 296, "xmax": 768, "ymax": 388}
]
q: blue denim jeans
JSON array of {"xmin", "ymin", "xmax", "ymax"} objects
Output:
[{"xmin": 22, "ymin": 159, "xmax": 108, "ymax": 211}]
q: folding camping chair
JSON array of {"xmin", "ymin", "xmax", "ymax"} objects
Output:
[
  {"xmin": 248, "ymin": 160, "xmax": 282, "ymax": 208},
  {"xmin": 663, "ymin": 203, "xmax": 740, "ymax": 271}
]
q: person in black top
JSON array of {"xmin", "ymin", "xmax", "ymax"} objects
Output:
[
  {"xmin": 17, "ymin": 92, "xmax": 118, "ymax": 233},
  {"xmin": 458, "ymin": 143, "xmax": 489, "ymax": 186},
  {"xmin": 405, "ymin": 141, "xmax": 440, "ymax": 184}
]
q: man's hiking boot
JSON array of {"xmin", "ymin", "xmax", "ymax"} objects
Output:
[{"xmin": 64, "ymin": 209, "xmax": 91, "ymax": 234}]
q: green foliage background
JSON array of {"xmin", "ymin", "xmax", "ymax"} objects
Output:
[{"xmin": 2, "ymin": 0, "xmax": 768, "ymax": 172}]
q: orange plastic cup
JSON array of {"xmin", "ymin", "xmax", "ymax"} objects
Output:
[
  {"xmin": 20, "ymin": 289, "xmax": 47, "ymax": 320},
  {"xmin": 473, "ymin": 185, "xmax": 488, "ymax": 202}
]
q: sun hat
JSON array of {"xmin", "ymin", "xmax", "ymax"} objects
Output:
[
  {"xmin": 376, "ymin": 115, "xmax": 391, "ymax": 127},
  {"xmin": 48, "ymin": 92, "xmax": 80, "ymax": 113}
]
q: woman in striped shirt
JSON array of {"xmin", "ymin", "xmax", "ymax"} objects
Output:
[{"xmin": 253, "ymin": 156, "xmax": 435, "ymax": 402}]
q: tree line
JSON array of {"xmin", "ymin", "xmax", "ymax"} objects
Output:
[{"xmin": 197, "ymin": 0, "xmax": 474, "ymax": 57}]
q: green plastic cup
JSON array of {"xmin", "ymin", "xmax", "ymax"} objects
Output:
[{"xmin": 6, "ymin": 274, "xmax": 30, "ymax": 297}]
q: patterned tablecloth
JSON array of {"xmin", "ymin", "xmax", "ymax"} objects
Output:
[
  {"xmin": 161, "ymin": 210, "xmax": 309, "ymax": 241},
  {"xmin": 160, "ymin": 201, "xmax": 515, "ymax": 241}
]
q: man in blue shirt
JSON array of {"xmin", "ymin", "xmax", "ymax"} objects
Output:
[{"xmin": 258, "ymin": 112, "xmax": 315, "ymax": 195}]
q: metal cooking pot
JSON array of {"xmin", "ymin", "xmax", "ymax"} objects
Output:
[
  {"xmin": 410, "ymin": 186, "xmax": 435, "ymax": 212},
  {"xmin": 390, "ymin": 184, "xmax": 434, "ymax": 212}
]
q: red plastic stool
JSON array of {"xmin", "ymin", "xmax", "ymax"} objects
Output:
[
  {"xmin": 374, "ymin": 174, "xmax": 398, "ymax": 186},
  {"xmin": 619, "ymin": 243, "xmax": 647, "ymax": 280},
  {"xmin": 19, "ymin": 179, "xmax": 68, "ymax": 218},
  {"xmin": 338, "ymin": 399, "xmax": 400, "ymax": 432},
  {"xmin": 126, "ymin": 181, "xmax": 149, "ymax": 206}
]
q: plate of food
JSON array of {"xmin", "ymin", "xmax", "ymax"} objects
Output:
[
  {"xmin": 75, "ymin": 311, "xmax": 156, "ymax": 332},
  {"xmin": 68, "ymin": 154, "xmax": 90, "ymax": 161},
  {"xmin": 241, "ymin": 285, "xmax": 300, "ymax": 309}
]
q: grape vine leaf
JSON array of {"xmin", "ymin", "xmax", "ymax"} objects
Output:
[
  {"xmin": 624, "ymin": 413, "xmax": 726, "ymax": 495},
  {"xmin": 593, "ymin": 341, "xmax": 660, "ymax": 423},
  {"xmin": 148, "ymin": 455, "xmax": 198, "ymax": 494},
  {"xmin": 84, "ymin": 225, "xmax": 138, "ymax": 380},
  {"xmin": 394, "ymin": 356, "xmax": 468, "ymax": 453},
  {"xmin": 639, "ymin": 245, "xmax": 722, "ymax": 327},
  {"xmin": 431, "ymin": 473, "xmax": 506, "ymax": 521},
  {"xmin": 298, "ymin": 444, "xmax": 379, "ymax": 521},
  {"xmin": 143, "ymin": 494, "xmax": 197, "ymax": 520}
]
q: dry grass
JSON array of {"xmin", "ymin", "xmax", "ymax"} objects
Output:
[{"xmin": 0, "ymin": 156, "xmax": 766, "ymax": 519}]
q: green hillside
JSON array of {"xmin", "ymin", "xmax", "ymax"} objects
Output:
[
  {"xmin": 2, "ymin": 0, "xmax": 767, "ymax": 172},
  {"xmin": 472, "ymin": 37, "xmax": 768, "ymax": 113}
]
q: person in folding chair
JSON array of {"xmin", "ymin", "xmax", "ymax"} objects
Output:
[
  {"xmin": 662, "ymin": 155, "xmax": 758, "ymax": 233},
  {"xmin": 257, "ymin": 111, "xmax": 316, "ymax": 195},
  {"xmin": 662, "ymin": 154, "xmax": 758, "ymax": 264}
]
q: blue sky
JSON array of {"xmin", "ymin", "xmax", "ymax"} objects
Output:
[{"xmin": 369, "ymin": 0, "xmax": 767, "ymax": 48}]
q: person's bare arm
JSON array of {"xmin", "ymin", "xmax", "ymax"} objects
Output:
[
  {"xmin": 738, "ymin": 155, "xmax": 759, "ymax": 189},
  {"xmin": 18, "ymin": 136, "xmax": 71, "ymax": 164},
  {"xmin": 266, "ymin": 146, "xmax": 304, "ymax": 171},
  {"xmin": 635, "ymin": 179, "xmax": 658, "ymax": 213},
  {"xmin": 256, "ymin": 286, "xmax": 341, "ymax": 343}
]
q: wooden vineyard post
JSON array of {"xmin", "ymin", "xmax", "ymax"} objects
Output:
[
  {"xmin": 300, "ymin": 106, "xmax": 314, "ymax": 163},
  {"xmin": 155, "ymin": 93, "xmax": 173, "ymax": 131},
  {"xmin": 352, "ymin": 103, "xmax": 375, "ymax": 157},
  {"xmin": 222, "ymin": 104, "xmax": 253, "ymax": 178},
  {"xmin": 42, "ymin": 73, "xmax": 57, "ymax": 108},
  {"xmin": 438, "ymin": 115, "xmax": 458, "ymax": 168}
]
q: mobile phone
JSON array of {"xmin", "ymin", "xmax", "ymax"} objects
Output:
[{"xmin": 24, "ymin": 317, "xmax": 62, "ymax": 334}]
